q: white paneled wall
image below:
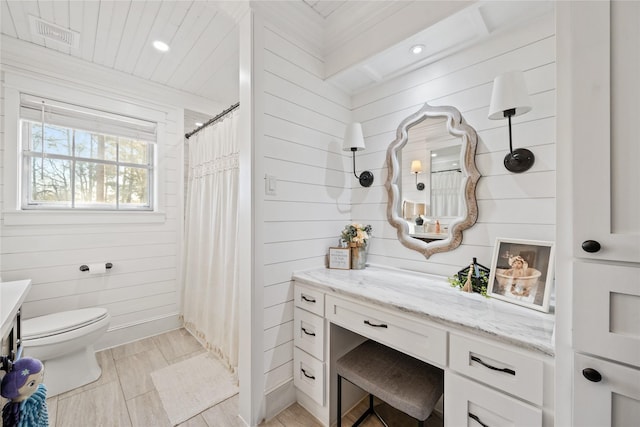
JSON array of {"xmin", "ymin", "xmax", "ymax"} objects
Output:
[
  {"xmin": 0, "ymin": 61, "xmax": 188, "ymax": 347},
  {"xmin": 352, "ymin": 12, "xmax": 556, "ymax": 277},
  {"xmin": 260, "ymin": 23, "xmax": 351, "ymax": 394}
]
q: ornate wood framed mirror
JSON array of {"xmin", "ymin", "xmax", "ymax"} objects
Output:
[{"xmin": 385, "ymin": 103, "xmax": 481, "ymax": 258}]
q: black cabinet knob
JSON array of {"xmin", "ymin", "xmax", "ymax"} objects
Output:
[
  {"xmin": 582, "ymin": 240, "xmax": 601, "ymax": 253},
  {"xmin": 582, "ymin": 368, "xmax": 602, "ymax": 382}
]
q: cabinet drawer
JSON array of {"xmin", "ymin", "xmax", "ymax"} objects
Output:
[
  {"xmin": 449, "ymin": 334, "xmax": 544, "ymax": 405},
  {"xmin": 294, "ymin": 285, "xmax": 325, "ymax": 317},
  {"xmin": 293, "ymin": 347, "xmax": 325, "ymax": 406},
  {"xmin": 445, "ymin": 371, "xmax": 542, "ymax": 427},
  {"xmin": 326, "ymin": 295, "xmax": 446, "ymax": 367},
  {"xmin": 573, "ymin": 262, "xmax": 640, "ymax": 368},
  {"xmin": 574, "ymin": 353, "xmax": 640, "ymax": 427},
  {"xmin": 294, "ymin": 307, "xmax": 325, "ymax": 361}
]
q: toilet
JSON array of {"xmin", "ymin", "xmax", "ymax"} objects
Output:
[{"xmin": 21, "ymin": 308, "xmax": 111, "ymax": 397}]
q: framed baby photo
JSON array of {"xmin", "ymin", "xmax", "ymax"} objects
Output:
[
  {"xmin": 487, "ymin": 238, "xmax": 555, "ymax": 312},
  {"xmin": 328, "ymin": 247, "xmax": 351, "ymax": 270}
]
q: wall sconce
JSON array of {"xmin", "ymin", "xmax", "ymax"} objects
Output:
[
  {"xmin": 343, "ymin": 122, "xmax": 374, "ymax": 187},
  {"xmin": 488, "ymin": 70, "xmax": 534, "ymax": 173},
  {"xmin": 411, "ymin": 160, "xmax": 425, "ymax": 190}
]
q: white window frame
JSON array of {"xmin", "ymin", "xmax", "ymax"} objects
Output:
[{"xmin": 3, "ymin": 72, "xmax": 167, "ymax": 225}]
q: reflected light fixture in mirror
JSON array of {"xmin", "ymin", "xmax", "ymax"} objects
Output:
[
  {"xmin": 343, "ymin": 122, "xmax": 374, "ymax": 187},
  {"xmin": 411, "ymin": 160, "xmax": 425, "ymax": 191},
  {"xmin": 488, "ymin": 70, "xmax": 533, "ymax": 173}
]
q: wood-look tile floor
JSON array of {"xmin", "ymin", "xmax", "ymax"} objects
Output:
[{"xmin": 46, "ymin": 328, "xmax": 443, "ymax": 427}]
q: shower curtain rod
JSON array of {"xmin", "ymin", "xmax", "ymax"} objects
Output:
[{"xmin": 185, "ymin": 102, "xmax": 240, "ymax": 139}]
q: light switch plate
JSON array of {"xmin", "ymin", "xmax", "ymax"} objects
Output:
[{"xmin": 265, "ymin": 174, "xmax": 277, "ymax": 196}]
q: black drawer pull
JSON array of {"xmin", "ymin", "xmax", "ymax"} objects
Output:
[
  {"xmin": 301, "ymin": 327, "xmax": 316, "ymax": 337},
  {"xmin": 469, "ymin": 412, "xmax": 489, "ymax": 427},
  {"xmin": 364, "ymin": 320, "xmax": 388, "ymax": 328},
  {"xmin": 301, "ymin": 368, "xmax": 315, "ymax": 380},
  {"xmin": 301, "ymin": 295, "xmax": 316, "ymax": 303},
  {"xmin": 471, "ymin": 355, "xmax": 515, "ymax": 376}
]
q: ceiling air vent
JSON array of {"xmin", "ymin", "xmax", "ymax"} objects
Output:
[{"xmin": 28, "ymin": 15, "xmax": 79, "ymax": 48}]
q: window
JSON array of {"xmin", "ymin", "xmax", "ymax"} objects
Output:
[{"xmin": 19, "ymin": 94, "xmax": 156, "ymax": 210}]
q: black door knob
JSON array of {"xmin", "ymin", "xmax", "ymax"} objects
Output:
[
  {"xmin": 582, "ymin": 368, "xmax": 602, "ymax": 382},
  {"xmin": 582, "ymin": 240, "xmax": 601, "ymax": 253}
]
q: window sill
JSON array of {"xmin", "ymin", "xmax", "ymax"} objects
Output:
[{"xmin": 2, "ymin": 210, "xmax": 166, "ymax": 226}]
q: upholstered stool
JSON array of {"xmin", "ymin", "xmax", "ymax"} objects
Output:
[{"xmin": 336, "ymin": 340, "xmax": 444, "ymax": 427}]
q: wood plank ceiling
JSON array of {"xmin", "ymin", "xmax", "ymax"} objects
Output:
[
  {"xmin": 1, "ymin": 0, "xmax": 240, "ymax": 107},
  {"xmin": 1, "ymin": 0, "xmax": 554, "ymax": 113},
  {"xmin": 302, "ymin": 0, "xmax": 347, "ymax": 19}
]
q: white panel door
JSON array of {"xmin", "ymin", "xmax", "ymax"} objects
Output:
[
  {"xmin": 571, "ymin": 0, "xmax": 640, "ymax": 263},
  {"xmin": 574, "ymin": 353, "xmax": 640, "ymax": 427}
]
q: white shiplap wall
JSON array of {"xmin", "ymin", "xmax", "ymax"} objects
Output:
[
  {"xmin": 259, "ymin": 22, "xmax": 352, "ymax": 397},
  {"xmin": 0, "ymin": 51, "xmax": 192, "ymax": 348},
  {"xmin": 352, "ymin": 12, "xmax": 556, "ymax": 277},
  {"xmin": 256, "ymin": 10, "xmax": 556, "ymax": 414}
]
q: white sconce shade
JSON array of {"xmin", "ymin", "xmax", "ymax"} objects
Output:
[
  {"xmin": 411, "ymin": 160, "xmax": 425, "ymax": 190},
  {"xmin": 343, "ymin": 122, "xmax": 373, "ymax": 187},
  {"xmin": 342, "ymin": 122, "xmax": 366, "ymax": 151},
  {"xmin": 488, "ymin": 70, "xmax": 535, "ymax": 173},
  {"xmin": 411, "ymin": 160, "xmax": 423, "ymax": 174},
  {"xmin": 488, "ymin": 70, "xmax": 532, "ymax": 120}
]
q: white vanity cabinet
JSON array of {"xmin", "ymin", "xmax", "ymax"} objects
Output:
[
  {"xmin": 292, "ymin": 267, "xmax": 555, "ymax": 426},
  {"xmin": 293, "ymin": 285, "xmax": 327, "ymax": 406},
  {"xmin": 573, "ymin": 353, "xmax": 640, "ymax": 427},
  {"xmin": 445, "ymin": 373, "xmax": 542, "ymax": 427},
  {"xmin": 325, "ymin": 295, "xmax": 447, "ymax": 368},
  {"xmin": 1, "ymin": 280, "xmax": 32, "ymax": 371},
  {"xmin": 446, "ymin": 334, "xmax": 548, "ymax": 427},
  {"xmin": 564, "ymin": 1, "xmax": 640, "ymax": 423}
]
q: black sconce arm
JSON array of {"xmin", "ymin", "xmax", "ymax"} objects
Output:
[
  {"xmin": 351, "ymin": 148, "xmax": 374, "ymax": 187},
  {"xmin": 503, "ymin": 108, "xmax": 535, "ymax": 173},
  {"xmin": 415, "ymin": 172, "xmax": 425, "ymax": 190}
]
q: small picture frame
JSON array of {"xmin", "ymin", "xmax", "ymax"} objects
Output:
[
  {"xmin": 328, "ymin": 247, "xmax": 351, "ymax": 270},
  {"xmin": 487, "ymin": 238, "xmax": 555, "ymax": 312}
]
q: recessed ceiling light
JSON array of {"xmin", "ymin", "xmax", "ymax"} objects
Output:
[
  {"xmin": 431, "ymin": 153, "xmax": 437, "ymax": 157},
  {"xmin": 153, "ymin": 40, "xmax": 170, "ymax": 52},
  {"xmin": 195, "ymin": 122, "xmax": 203, "ymax": 127},
  {"xmin": 410, "ymin": 44, "xmax": 424, "ymax": 55}
]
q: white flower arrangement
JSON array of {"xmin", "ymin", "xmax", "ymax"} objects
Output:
[{"xmin": 341, "ymin": 223, "xmax": 372, "ymax": 247}]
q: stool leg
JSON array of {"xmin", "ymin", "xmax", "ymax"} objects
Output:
[
  {"xmin": 337, "ymin": 374, "xmax": 342, "ymax": 427},
  {"xmin": 353, "ymin": 394, "xmax": 375, "ymax": 427}
]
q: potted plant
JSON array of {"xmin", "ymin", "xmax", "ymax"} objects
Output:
[{"xmin": 341, "ymin": 223, "xmax": 372, "ymax": 269}]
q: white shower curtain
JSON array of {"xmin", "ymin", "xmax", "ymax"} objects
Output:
[
  {"xmin": 182, "ymin": 109, "xmax": 239, "ymax": 373},
  {"xmin": 431, "ymin": 170, "xmax": 463, "ymax": 217}
]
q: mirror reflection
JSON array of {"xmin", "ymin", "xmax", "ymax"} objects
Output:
[{"xmin": 386, "ymin": 103, "xmax": 480, "ymax": 258}]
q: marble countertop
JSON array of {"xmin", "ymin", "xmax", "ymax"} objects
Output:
[
  {"xmin": 1, "ymin": 279, "xmax": 32, "ymax": 339},
  {"xmin": 292, "ymin": 266, "xmax": 555, "ymax": 356}
]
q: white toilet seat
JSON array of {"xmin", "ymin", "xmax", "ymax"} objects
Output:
[{"xmin": 22, "ymin": 308, "xmax": 109, "ymax": 340}]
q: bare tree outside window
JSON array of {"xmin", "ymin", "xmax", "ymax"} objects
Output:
[{"xmin": 23, "ymin": 120, "xmax": 153, "ymax": 210}]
